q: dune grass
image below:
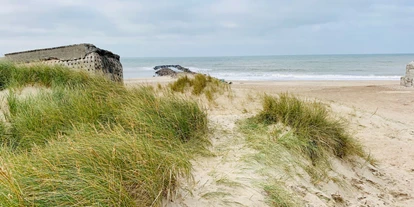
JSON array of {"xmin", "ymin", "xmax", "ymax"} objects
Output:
[
  {"xmin": 169, "ymin": 74, "xmax": 229, "ymax": 101},
  {"xmin": 0, "ymin": 62, "xmax": 99, "ymax": 90},
  {"xmin": 0, "ymin": 122, "xmax": 5, "ymax": 137},
  {"xmin": 169, "ymin": 75, "xmax": 192, "ymax": 93},
  {"xmin": 264, "ymin": 181, "xmax": 300, "ymax": 207},
  {"xmin": 238, "ymin": 120, "xmax": 303, "ymax": 207},
  {"xmin": 240, "ymin": 93, "xmax": 365, "ymax": 169},
  {"xmin": 239, "ymin": 93, "xmax": 365, "ymax": 206},
  {"xmin": 256, "ymin": 94, "xmax": 363, "ymax": 164},
  {"xmin": 0, "ymin": 62, "xmax": 208, "ymax": 206}
]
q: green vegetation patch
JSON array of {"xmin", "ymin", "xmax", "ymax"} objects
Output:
[
  {"xmin": 169, "ymin": 74, "xmax": 229, "ymax": 101},
  {"xmin": 0, "ymin": 63, "xmax": 208, "ymax": 206},
  {"xmin": 0, "ymin": 62, "xmax": 96, "ymax": 90},
  {"xmin": 256, "ymin": 93, "xmax": 363, "ymax": 163},
  {"xmin": 239, "ymin": 93, "xmax": 365, "ymax": 206}
]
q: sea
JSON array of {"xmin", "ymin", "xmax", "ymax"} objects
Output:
[{"xmin": 121, "ymin": 54, "xmax": 413, "ymax": 81}]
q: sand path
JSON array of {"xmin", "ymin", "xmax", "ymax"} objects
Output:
[{"xmin": 166, "ymin": 114, "xmax": 268, "ymax": 207}]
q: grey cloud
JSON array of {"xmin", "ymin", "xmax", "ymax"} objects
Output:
[{"xmin": 0, "ymin": 0, "xmax": 413, "ymax": 56}]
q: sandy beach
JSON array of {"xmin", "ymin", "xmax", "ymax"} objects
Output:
[
  {"xmin": 2, "ymin": 1, "xmax": 413, "ymax": 205},
  {"xmin": 128, "ymin": 78, "xmax": 414, "ymax": 206},
  {"xmin": 234, "ymin": 80, "xmax": 414, "ymax": 205}
]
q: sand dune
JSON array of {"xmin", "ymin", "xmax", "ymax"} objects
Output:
[{"xmin": 128, "ymin": 79, "xmax": 414, "ymax": 206}]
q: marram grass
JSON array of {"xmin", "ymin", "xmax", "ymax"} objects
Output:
[
  {"xmin": 0, "ymin": 61, "xmax": 100, "ymax": 90},
  {"xmin": 257, "ymin": 93, "xmax": 363, "ymax": 163},
  {"xmin": 0, "ymin": 63, "xmax": 208, "ymax": 206},
  {"xmin": 239, "ymin": 93, "xmax": 365, "ymax": 206},
  {"xmin": 264, "ymin": 181, "xmax": 300, "ymax": 207},
  {"xmin": 168, "ymin": 74, "xmax": 229, "ymax": 101}
]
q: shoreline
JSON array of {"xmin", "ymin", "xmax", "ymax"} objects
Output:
[
  {"xmin": 124, "ymin": 75, "xmax": 403, "ymax": 82},
  {"xmin": 125, "ymin": 77, "xmax": 402, "ymax": 86},
  {"xmin": 126, "ymin": 77, "xmax": 413, "ymax": 123}
]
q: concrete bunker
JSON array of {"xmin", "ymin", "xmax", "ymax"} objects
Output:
[{"xmin": 4, "ymin": 44, "xmax": 123, "ymax": 82}]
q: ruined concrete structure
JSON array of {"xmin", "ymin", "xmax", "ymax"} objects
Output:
[
  {"xmin": 153, "ymin": 65, "xmax": 195, "ymax": 77},
  {"xmin": 4, "ymin": 44, "xmax": 123, "ymax": 82},
  {"xmin": 154, "ymin": 65, "xmax": 192, "ymax": 73},
  {"xmin": 155, "ymin": 68, "xmax": 177, "ymax": 77},
  {"xmin": 400, "ymin": 61, "xmax": 414, "ymax": 87}
]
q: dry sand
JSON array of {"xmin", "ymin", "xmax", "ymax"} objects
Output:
[
  {"xmin": 132, "ymin": 78, "xmax": 414, "ymax": 206},
  {"xmin": 230, "ymin": 80, "xmax": 414, "ymax": 206}
]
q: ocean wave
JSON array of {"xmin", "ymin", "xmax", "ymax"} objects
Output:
[
  {"xmin": 188, "ymin": 67, "xmax": 213, "ymax": 73},
  {"xmin": 268, "ymin": 68, "xmax": 308, "ymax": 72},
  {"xmin": 208, "ymin": 72, "xmax": 401, "ymax": 81},
  {"xmin": 124, "ymin": 67, "xmax": 154, "ymax": 71}
]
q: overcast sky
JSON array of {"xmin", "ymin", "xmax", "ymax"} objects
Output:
[{"xmin": 1, "ymin": 0, "xmax": 413, "ymax": 57}]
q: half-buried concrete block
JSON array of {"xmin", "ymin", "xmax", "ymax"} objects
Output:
[{"xmin": 401, "ymin": 61, "xmax": 414, "ymax": 87}]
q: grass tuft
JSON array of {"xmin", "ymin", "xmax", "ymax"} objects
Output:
[
  {"xmin": 238, "ymin": 93, "xmax": 366, "ymax": 206},
  {"xmin": 257, "ymin": 93, "xmax": 363, "ymax": 163},
  {"xmin": 169, "ymin": 75, "xmax": 193, "ymax": 93},
  {"xmin": 168, "ymin": 74, "xmax": 229, "ymax": 101},
  {"xmin": 192, "ymin": 74, "xmax": 207, "ymax": 95},
  {"xmin": 264, "ymin": 181, "xmax": 300, "ymax": 207}
]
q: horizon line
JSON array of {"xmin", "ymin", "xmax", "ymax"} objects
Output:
[
  {"xmin": 1, "ymin": 52, "xmax": 413, "ymax": 59},
  {"xmin": 122, "ymin": 53, "xmax": 414, "ymax": 58}
]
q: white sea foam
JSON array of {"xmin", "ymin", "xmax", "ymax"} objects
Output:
[
  {"xmin": 123, "ymin": 67, "xmax": 154, "ymax": 72},
  {"xmin": 209, "ymin": 72, "xmax": 401, "ymax": 81},
  {"xmin": 188, "ymin": 67, "xmax": 213, "ymax": 73}
]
